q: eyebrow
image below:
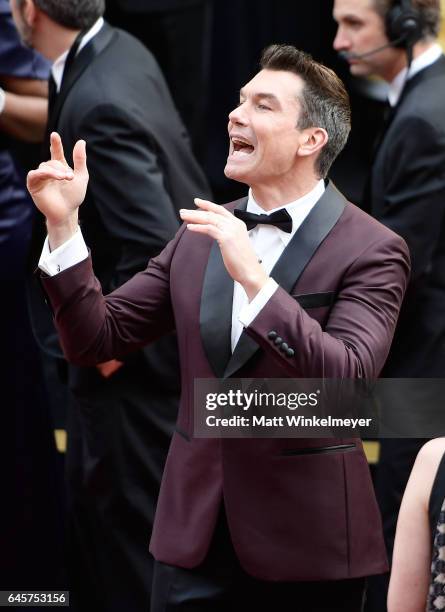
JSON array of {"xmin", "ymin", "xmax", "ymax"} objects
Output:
[
  {"xmin": 239, "ymin": 89, "xmax": 280, "ymax": 103},
  {"xmin": 336, "ymin": 13, "xmax": 364, "ymax": 22}
]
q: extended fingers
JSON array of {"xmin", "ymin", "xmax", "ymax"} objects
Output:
[
  {"xmin": 73, "ymin": 139, "xmax": 88, "ymax": 175},
  {"xmin": 37, "ymin": 162, "xmax": 73, "ymax": 178},
  {"xmin": 50, "ymin": 132, "xmax": 68, "ymax": 165},
  {"xmin": 28, "ymin": 166, "xmax": 74, "ymax": 182},
  {"xmin": 180, "ymin": 208, "xmax": 221, "ymax": 227},
  {"xmin": 39, "ymin": 159, "xmax": 70, "ymax": 172},
  {"xmin": 186, "ymin": 223, "xmax": 221, "ymax": 240},
  {"xmin": 194, "ymin": 198, "xmax": 233, "ymax": 218}
]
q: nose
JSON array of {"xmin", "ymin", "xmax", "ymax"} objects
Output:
[
  {"xmin": 228, "ymin": 102, "xmax": 247, "ymax": 126},
  {"xmin": 333, "ymin": 25, "xmax": 349, "ymax": 51}
]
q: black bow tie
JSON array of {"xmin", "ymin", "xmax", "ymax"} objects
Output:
[{"xmin": 234, "ymin": 208, "xmax": 293, "ymax": 233}]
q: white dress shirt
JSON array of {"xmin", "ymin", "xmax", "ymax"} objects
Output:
[
  {"xmin": 388, "ymin": 43, "xmax": 442, "ymax": 107},
  {"xmin": 233, "ymin": 180, "xmax": 325, "ymax": 350},
  {"xmin": 39, "ymin": 179, "xmax": 325, "ymax": 351},
  {"xmin": 51, "ymin": 17, "xmax": 104, "ymax": 92}
]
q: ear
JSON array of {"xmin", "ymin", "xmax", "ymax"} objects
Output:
[
  {"xmin": 22, "ymin": 0, "xmax": 37, "ymax": 25},
  {"xmin": 297, "ymin": 127, "xmax": 329, "ymax": 159}
]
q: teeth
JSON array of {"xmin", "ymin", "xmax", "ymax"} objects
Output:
[
  {"xmin": 231, "ymin": 148, "xmax": 254, "ymax": 158},
  {"xmin": 232, "ymin": 150, "xmax": 251, "ymax": 157},
  {"xmin": 232, "ymin": 138, "xmax": 251, "ymax": 146}
]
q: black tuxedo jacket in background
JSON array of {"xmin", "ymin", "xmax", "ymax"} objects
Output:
[
  {"xmin": 368, "ymin": 55, "xmax": 445, "ymax": 377},
  {"xmin": 28, "ymin": 22, "xmax": 211, "ymax": 612}
]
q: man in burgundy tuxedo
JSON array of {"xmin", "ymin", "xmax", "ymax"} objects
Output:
[{"xmin": 28, "ymin": 45, "xmax": 410, "ymax": 611}]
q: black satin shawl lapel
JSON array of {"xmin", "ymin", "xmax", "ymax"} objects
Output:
[
  {"xmin": 200, "ymin": 197, "xmax": 248, "ymax": 378},
  {"xmin": 268, "ymin": 181, "xmax": 346, "ymax": 293}
]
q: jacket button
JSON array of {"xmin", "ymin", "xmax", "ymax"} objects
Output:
[
  {"xmin": 286, "ymin": 348, "xmax": 295, "ymax": 357},
  {"xmin": 268, "ymin": 331, "xmax": 278, "ymax": 340},
  {"xmin": 274, "ymin": 337, "xmax": 283, "ymax": 346},
  {"xmin": 279, "ymin": 342, "xmax": 289, "ymax": 352}
]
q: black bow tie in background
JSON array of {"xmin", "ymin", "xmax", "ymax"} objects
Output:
[{"xmin": 234, "ymin": 208, "xmax": 293, "ymax": 233}]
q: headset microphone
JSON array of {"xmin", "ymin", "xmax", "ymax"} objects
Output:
[{"xmin": 338, "ymin": 35, "xmax": 405, "ymax": 62}]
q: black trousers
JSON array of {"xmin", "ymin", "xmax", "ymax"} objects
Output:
[
  {"xmin": 66, "ymin": 363, "xmax": 178, "ymax": 612},
  {"xmin": 151, "ymin": 509, "xmax": 366, "ymax": 612}
]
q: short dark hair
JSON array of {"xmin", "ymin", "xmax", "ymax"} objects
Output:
[
  {"xmin": 373, "ymin": 0, "xmax": 441, "ymax": 38},
  {"xmin": 32, "ymin": 0, "xmax": 105, "ymax": 30},
  {"xmin": 260, "ymin": 44, "xmax": 351, "ymax": 178}
]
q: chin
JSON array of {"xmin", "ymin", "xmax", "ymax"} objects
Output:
[
  {"xmin": 224, "ymin": 162, "xmax": 248, "ymax": 183},
  {"xmin": 349, "ymin": 63, "xmax": 372, "ymax": 78}
]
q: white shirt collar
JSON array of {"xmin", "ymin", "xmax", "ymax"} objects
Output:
[
  {"xmin": 51, "ymin": 17, "xmax": 104, "ymax": 92},
  {"xmin": 388, "ymin": 43, "xmax": 442, "ymax": 107},
  {"xmin": 246, "ymin": 179, "xmax": 325, "ymax": 246}
]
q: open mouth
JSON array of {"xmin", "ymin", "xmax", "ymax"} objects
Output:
[{"xmin": 231, "ymin": 137, "xmax": 255, "ymax": 157}]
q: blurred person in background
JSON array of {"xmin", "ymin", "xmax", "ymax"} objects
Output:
[
  {"xmin": 388, "ymin": 437, "xmax": 445, "ymax": 612},
  {"xmin": 11, "ymin": 0, "xmax": 211, "ymax": 610},
  {"xmin": 333, "ymin": 0, "xmax": 445, "ymax": 609},
  {"xmin": 0, "ymin": 0, "xmax": 48, "ymax": 276}
]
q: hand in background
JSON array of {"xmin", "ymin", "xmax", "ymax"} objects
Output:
[{"xmin": 96, "ymin": 359, "xmax": 124, "ymax": 379}]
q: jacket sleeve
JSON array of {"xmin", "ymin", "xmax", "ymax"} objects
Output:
[{"xmin": 40, "ymin": 225, "xmax": 187, "ymax": 366}]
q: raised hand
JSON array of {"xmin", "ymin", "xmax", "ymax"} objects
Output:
[
  {"xmin": 27, "ymin": 133, "xmax": 89, "ymax": 245},
  {"xmin": 180, "ymin": 198, "xmax": 269, "ymax": 300}
]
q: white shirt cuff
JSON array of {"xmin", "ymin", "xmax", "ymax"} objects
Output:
[
  {"xmin": 38, "ymin": 227, "xmax": 88, "ymax": 276},
  {"xmin": 238, "ymin": 278, "xmax": 279, "ymax": 329}
]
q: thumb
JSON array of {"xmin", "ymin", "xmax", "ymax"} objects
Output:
[{"xmin": 73, "ymin": 139, "xmax": 88, "ymax": 175}]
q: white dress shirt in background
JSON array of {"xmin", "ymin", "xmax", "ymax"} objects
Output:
[{"xmin": 388, "ymin": 43, "xmax": 442, "ymax": 107}]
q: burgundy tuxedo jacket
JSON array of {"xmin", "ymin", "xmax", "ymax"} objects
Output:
[{"xmin": 42, "ymin": 182, "xmax": 410, "ymax": 581}]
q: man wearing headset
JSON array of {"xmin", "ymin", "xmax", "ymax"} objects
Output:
[{"xmin": 333, "ymin": 1, "xmax": 445, "ymax": 610}]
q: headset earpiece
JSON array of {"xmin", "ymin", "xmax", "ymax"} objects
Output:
[{"xmin": 385, "ymin": 0, "xmax": 423, "ymax": 48}]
